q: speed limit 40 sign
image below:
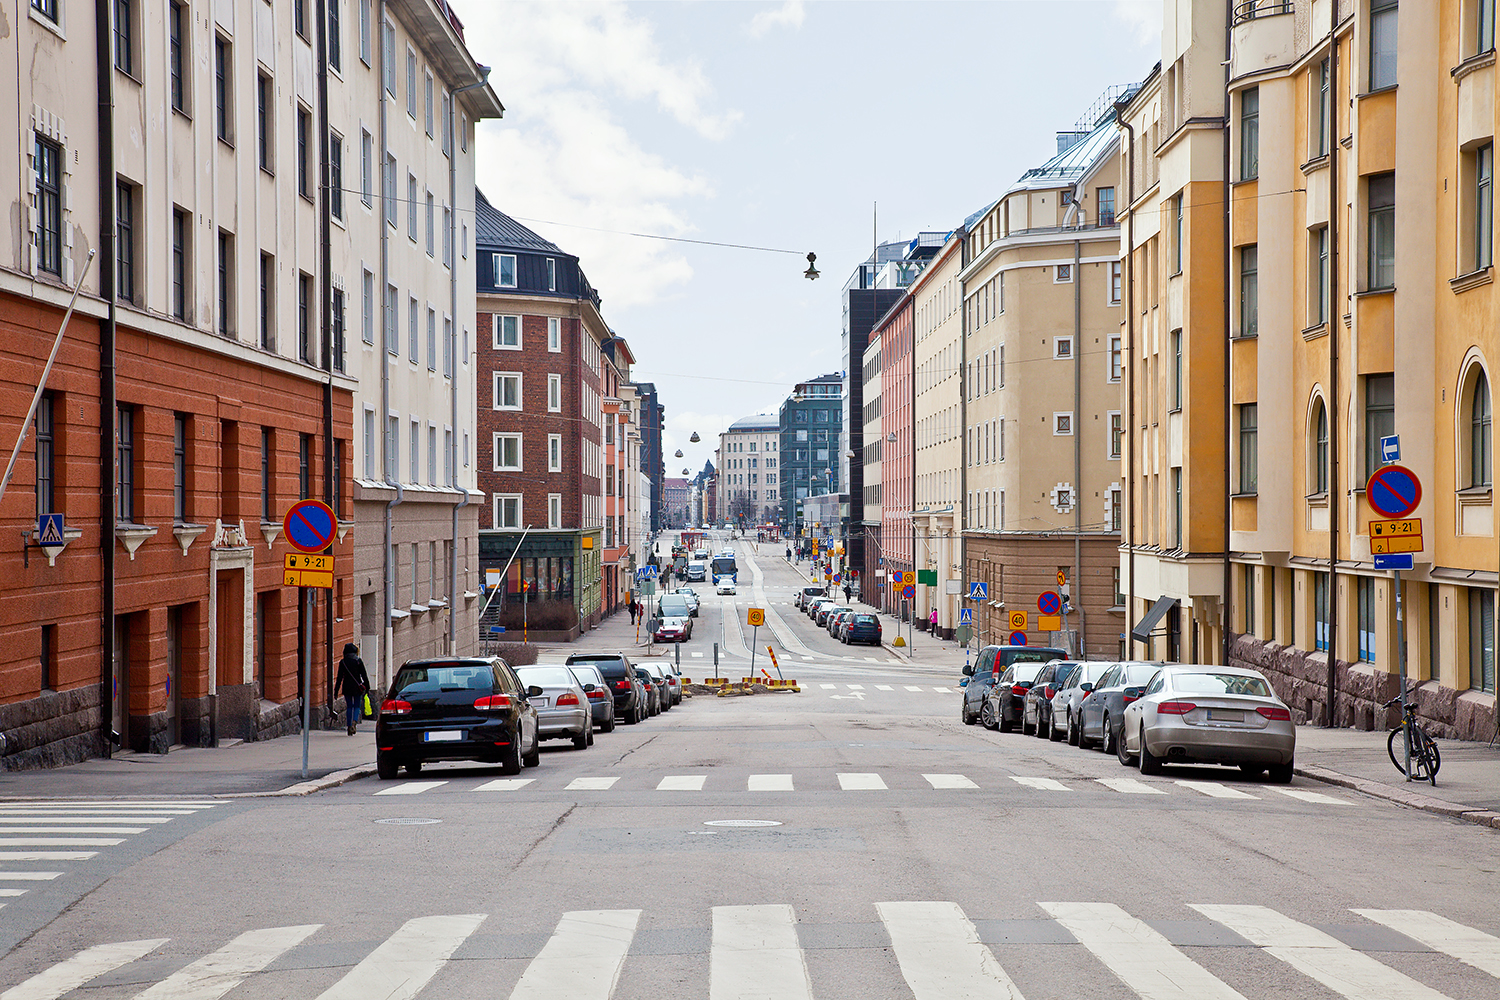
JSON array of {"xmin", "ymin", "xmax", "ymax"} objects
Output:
[{"xmin": 747, "ymin": 608, "xmax": 765, "ymax": 628}]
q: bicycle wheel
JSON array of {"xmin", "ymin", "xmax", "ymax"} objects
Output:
[
  {"xmin": 1387, "ymin": 726, "xmax": 1408, "ymax": 775},
  {"xmin": 1413, "ymin": 725, "xmax": 1441, "ymax": 784}
]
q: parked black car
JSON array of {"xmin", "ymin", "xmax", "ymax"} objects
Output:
[
  {"xmin": 1023, "ymin": 660, "xmax": 1079, "ymax": 740},
  {"xmin": 376, "ymin": 657, "xmax": 540, "ymax": 779},
  {"xmin": 1078, "ymin": 661, "xmax": 1163, "ymax": 754},
  {"xmin": 564, "ymin": 652, "xmax": 645, "ymax": 725},
  {"xmin": 842, "ymin": 613, "xmax": 882, "ymax": 646},
  {"xmin": 961, "ymin": 645, "xmax": 1068, "ymax": 726},
  {"xmin": 567, "ymin": 663, "xmax": 616, "ymax": 732}
]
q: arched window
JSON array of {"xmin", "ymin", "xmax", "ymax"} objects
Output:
[
  {"xmin": 1473, "ymin": 369, "xmax": 1492, "ymax": 488},
  {"xmin": 1310, "ymin": 397, "xmax": 1328, "ymax": 495}
]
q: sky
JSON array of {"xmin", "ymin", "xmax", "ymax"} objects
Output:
[{"xmin": 449, "ymin": 0, "xmax": 1164, "ymax": 478}]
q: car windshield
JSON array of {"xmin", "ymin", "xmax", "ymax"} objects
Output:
[
  {"xmin": 1173, "ymin": 672, "xmax": 1273, "ymax": 697},
  {"xmin": 568, "ymin": 668, "xmax": 601, "ymax": 687},
  {"xmin": 516, "ymin": 667, "xmax": 574, "ymax": 688},
  {"xmin": 1011, "ymin": 663, "xmax": 1047, "ymax": 684},
  {"xmin": 1124, "ymin": 664, "xmax": 1162, "ymax": 684},
  {"xmin": 391, "ymin": 665, "xmax": 493, "ymax": 696}
]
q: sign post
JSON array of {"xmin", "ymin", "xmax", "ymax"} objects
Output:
[
  {"xmin": 747, "ymin": 608, "xmax": 764, "ymax": 676},
  {"xmin": 283, "ymin": 499, "xmax": 339, "ymax": 780},
  {"xmin": 1367, "ymin": 456, "xmax": 1421, "ymax": 781}
]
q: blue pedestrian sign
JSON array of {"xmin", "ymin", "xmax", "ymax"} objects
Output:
[
  {"xmin": 1374, "ymin": 553, "xmax": 1414, "ymax": 571},
  {"xmin": 959, "ymin": 608, "xmax": 973, "ymax": 624},
  {"xmin": 1380, "ymin": 435, "xmax": 1401, "ymax": 464},
  {"xmin": 968, "ymin": 582, "xmax": 988, "ymax": 601},
  {"xmin": 36, "ymin": 513, "xmax": 65, "ymax": 546}
]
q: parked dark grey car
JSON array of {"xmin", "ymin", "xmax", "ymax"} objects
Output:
[
  {"xmin": 563, "ymin": 653, "xmax": 644, "ymax": 725},
  {"xmin": 961, "ymin": 645, "xmax": 1069, "ymax": 725},
  {"xmin": 1050, "ymin": 661, "xmax": 1117, "ymax": 745},
  {"xmin": 1078, "ymin": 661, "xmax": 1162, "ymax": 754},
  {"xmin": 1023, "ymin": 660, "xmax": 1079, "ymax": 740},
  {"xmin": 567, "ymin": 663, "xmax": 615, "ymax": 732}
]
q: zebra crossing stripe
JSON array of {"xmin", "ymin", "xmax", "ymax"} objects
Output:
[
  {"xmin": 931, "ymin": 687, "xmax": 953, "ymax": 694},
  {"xmin": 1190, "ymin": 904, "xmax": 1451, "ymax": 1000},
  {"xmin": 1041, "ymin": 901, "xmax": 1247, "ymax": 1000},
  {"xmin": 0, "ymin": 838, "xmax": 124, "ymax": 847},
  {"xmin": 0, "ymin": 889, "xmax": 26, "ymax": 896},
  {"xmin": 819, "ymin": 684, "xmax": 837, "ymax": 690},
  {"xmin": 710, "ymin": 905, "xmax": 814, "ymax": 1000},
  {"xmin": 0, "ymin": 815, "xmax": 176, "ymax": 823},
  {"xmin": 0, "ymin": 827, "xmax": 145, "ymax": 835},
  {"xmin": 1351, "ymin": 909, "xmax": 1500, "ymax": 980},
  {"xmin": 657, "ymin": 776, "xmax": 706, "ymax": 791},
  {"xmin": 374, "ymin": 781, "xmax": 448, "ymax": 796},
  {"xmin": 847, "ymin": 684, "xmax": 865, "ymax": 690},
  {"xmin": 0, "ymin": 871, "xmax": 64, "ymax": 880},
  {"xmin": 136, "ymin": 924, "xmax": 322, "ymax": 1000},
  {"xmin": 1095, "ymin": 779, "xmax": 1166, "ymax": 795},
  {"xmin": 876, "ymin": 900, "xmax": 1024, "ymax": 999},
  {"xmin": 509, "ymin": 910, "xmax": 641, "ymax": 1000},
  {"xmin": 1011, "ymin": 777, "xmax": 1069, "ymax": 792},
  {"xmin": 566, "ymin": 777, "xmax": 620, "ymax": 791},
  {"xmin": 314, "ymin": 914, "xmax": 485, "ymax": 1000},
  {"xmin": 875, "ymin": 685, "xmax": 894, "ymax": 691},
  {"xmin": 747, "ymin": 774, "xmax": 793, "ymax": 791},
  {"xmin": 904, "ymin": 686, "xmax": 923, "ymax": 692},
  {"xmin": 1174, "ymin": 781, "xmax": 1259, "ymax": 799},
  {"xmin": 0, "ymin": 937, "xmax": 169, "ymax": 1000},
  {"xmin": 837, "ymin": 773, "xmax": 887, "ymax": 790},
  {"xmin": 0, "ymin": 852, "xmax": 96, "ymax": 862},
  {"xmin": 923, "ymin": 774, "xmax": 978, "ymax": 789},
  {"xmin": 1273, "ymin": 789, "xmax": 1348, "ymax": 805},
  {"xmin": 475, "ymin": 779, "xmax": 534, "ymax": 792}
]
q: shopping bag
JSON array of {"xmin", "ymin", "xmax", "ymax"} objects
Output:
[{"xmin": 362, "ymin": 693, "xmax": 374, "ymax": 719}]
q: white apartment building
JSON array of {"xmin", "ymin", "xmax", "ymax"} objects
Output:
[{"xmin": 717, "ymin": 414, "xmax": 781, "ymax": 526}]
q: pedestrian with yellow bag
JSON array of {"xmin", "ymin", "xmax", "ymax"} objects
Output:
[{"xmin": 333, "ymin": 643, "xmax": 371, "ymax": 736}]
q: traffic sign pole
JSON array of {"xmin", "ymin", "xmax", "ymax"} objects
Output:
[{"xmin": 301, "ymin": 588, "xmax": 311, "ymax": 779}]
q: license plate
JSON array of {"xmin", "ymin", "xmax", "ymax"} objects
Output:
[
  {"xmin": 423, "ymin": 730, "xmax": 463, "ymax": 742},
  {"xmin": 531, "ymin": 698, "xmax": 549, "ymax": 708},
  {"xmin": 1205, "ymin": 709, "xmax": 1244, "ymax": 723}
]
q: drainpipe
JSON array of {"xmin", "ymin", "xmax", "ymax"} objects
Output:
[
  {"xmin": 959, "ymin": 230, "xmax": 969, "ymax": 652},
  {"xmin": 316, "ymin": 0, "xmax": 335, "ymax": 723},
  {"xmin": 378, "ymin": 0, "xmax": 400, "ymax": 688},
  {"xmin": 1223, "ymin": 2, "xmax": 1235, "ymax": 668},
  {"xmin": 96, "ymin": 0, "xmax": 118, "ymax": 755},
  {"xmin": 1065, "ymin": 190, "xmax": 1086, "ymax": 658},
  {"xmin": 1326, "ymin": 0, "xmax": 1341, "ymax": 723},
  {"xmin": 1117, "ymin": 105, "xmax": 1137, "ymax": 660},
  {"xmin": 447, "ymin": 68, "xmax": 493, "ymax": 655}
]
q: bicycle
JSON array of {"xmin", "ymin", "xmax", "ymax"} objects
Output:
[{"xmin": 1384, "ymin": 692, "xmax": 1441, "ymax": 784}]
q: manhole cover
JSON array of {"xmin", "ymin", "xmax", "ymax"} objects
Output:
[
  {"xmin": 704, "ymin": 819, "xmax": 781, "ymax": 828},
  {"xmin": 375, "ymin": 817, "xmax": 442, "ymax": 826}
]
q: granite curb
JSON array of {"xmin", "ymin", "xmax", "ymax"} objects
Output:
[
  {"xmin": 1294, "ymin": 762, "xmax": 1500, "ymax": 829},
  {"xmin": 220, "ymin": 762, "xmax": 378, "ymax": 798}
]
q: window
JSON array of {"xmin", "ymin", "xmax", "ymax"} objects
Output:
[
  {"xmin": 1364, "ymin": 373, "xmax": 1395, "ymax": 478},
  {"xmin": 425, "ymin": 72, "xmax": 434, "ymax": 136},
  {"xmin": 425, "ymin": 192, "xmax": 434, "ymax": 255},
  {"xmin": 170, "ymin": 413, "xmax": 187, "ymax": 522},
  {"xmin": 300, "ymin": 433, "xmax": 313, "ymax": 499},
  {"xmin": 382, "ymin": 20, "xmax": 395, "ymax": 95},
  {"xmin": 172, "ymin": 209, "xmax": 189, "ymax": 320},
  {"xmin": 1240, "ymin": 245, "xmax": 1259, "ymax": 336},
  {"xmin": 215, "ymin": 37, "xmax": 232, "ymax": 142},
  {"xmin": 441, "ymin": 91, "xmax": 452, "ymax": 153},
  {"xmin": 406, "ymin": 49, "xmax": 417, "ymax": 119},
  {"xmin": 1312, "ymin": 397, "xmax": 1329, "ymax": 494},
  {"xmin": 1311, "ymin": 226, "xmax": 1329, "ymax": 325},
  {"xmin": 1472, "ymin": 369, "xmax": 1493, "ymax": 488},
  {"xmin": 494, "ymin": 253, "xmax": 517, "ymax": 288},
  {"xmin": 298, "ymin": 273, "xmax": 313, "ymax": 363},
  {"xmin": 1313, "ymin": 58, "xmax": 1330, "ymax": 158},
  {"xmin": 1055, "ymin": 263, "xmax": 1072, "ymax": 282},
  {"xmin": 1370, "ymin": 0, "xmax": 1398, "ymax": 91},
  {"xmin": 1470, "ymin": 587, "xmax": 1495, "ymax": 693},
  {"xmin": 1053, "ymin": 412, "xmax": 1073, "ymax": 436},
  {"xmin": 1054, "ymin": 336, "xmax": 1073, "ymax": 360},
  {"xmin": 408, "ymin": 297, "xmax": 418, "ymax": 361},
  {"xmin": 385, "ymin": 415, "xmax": 399, "ymax": 481},
  {"xmin": 450, "ymin": 429, "xmax": 457, "ymax": 478},
  {"xmin": 260, "ymin": 428, "xmax": 272, "ymax": 520},
  {"xmin": 409, "ymin": 420, "xmax": 419, "ymax": 483},
  {"xmin": 1109, "ymin": 261, "xmax": 1122, "ymax": 305},
  {"xmin": 548, "ymin": 373, "xmax": 562, "ymax": 412},
  {"xmin": 362, "ymin": 269, "xmax": 375, "ymax": 345},
  {"xmin": 33, "ymin": 0, "xmax": 57, "ymax": 23},
  {"xmin": 169, "ymin": 2, "xmax": 186, "ymax": 112},
  {"xmin": 115, "ymin": 181, "xmax": 135, "ymax": 303},
  {"xmin": 217, "ymin": 231, "xmax": 234, "ymax": 337},
  {"xmin": 549, "ymin": 434, "xmax": 562, "ymax": 472},
  {"xmin": 427, "ymin": 308, "xmax": 436, "ymax": 371},
  {"xmin": 494, "ymin": 315, "xmax": 520, "ymax": 349},
  {"xmin": 332, "ymin": 289, "xmax": 346, "ymax": 373},
  {"xmin": 257, "ymin": 74, "xmax": 273, "ymax": 171},
  {"xmin": 35, "ymin": 393, "xmax": 55, "ymax": 516},
  {"xmin": 546, "ymin": 258, "xmax": 557, "ymax": 291},
  {"xmin": 1358, "ymin": 577, "xmax": 1376, "ymax": 663},
  {"xmin": 385, "ymin": 284, "xmax": 397, "ymax": 354},
  {"xmin": 1173, "ymin": 467, "xmax": 1183, "ymax": 547},
  {"xmin": 116, "ymin": 406, "xmax": 135, "ymax": 521},
  {"xmin": 333, "ymin": 438, "xmax": 343, "ymax": 515},
  {"xmin": 1173, "ymin": 194, "xmax": 1184, "ymax": 273},
  {"xmin": 445, "ymin": 317, "xmax": 455, "ymax": 375},
  {"xmin": 1097, "ymin": 186, "xmax": 1116, "ymax": 226},
  {"xmin": 1475, "ymin": 143, "xmax": 1493, "ymax": 272},
  {"xmin": 428, "ymin": 425, "xmax": 437, "ymax": 484},
  {"xmin": 442, "ymin": 207, "xmax": 451, "ymax": 266},
  {"xmin": 1108, "ymin": 411, "xmax": 1123, "ymax": 459},
  {"xmin": 115, "ymin": 0, "xmax": 134, "ymax": 75},
  {"xmin": 1315, "ymin": 572, "xmax": 1330, "ymax": 651},
  {"xmin": 494, "ymin": 495, "xmax": 522, "ymax": 529},
  {"xmin": 1368, "ymin": 173, "xmax": 1396, "ymax": 289},
  {"xmin": 360, "ymin": 0, "xmax": 371, "ymax": 65},
  {"xmin": 361, "ymin": 130, "xmax": 373, "ymax": 206},
  {"xmin": 1171, "ymin": 329, "xmax": 1183, "ymax": 410},
  {"xmin": 1240, "ymin": 87, "xmax": 1259, "ymax": 180},
  {"xmin": 259, "ymin": 253, "xmax": 275, "ymax": 350},
  {"xmin": 363, "ymin": 408, "xmax": 375, "ymax": 479},
  {"xmin": 548, "ymin": 317, "xmax": 561, "ymax": 352},
  {"xmin": 407, "ymin": 173, "xmax": 417, "ymax": 240},
  {"xmin": 329, "ymin": 0, "xmax": 342, "ymax": 70},
  {"xmin": 383, "ymin": 155, "xmax": 396, "ymax": 226},
  {"xmin": 1244, "ymin": 565, "xmax": 1257, "ymax": 636},
  {"xmin": 329, "ymin": 131, "xmax": 344, "ymax": 219},
  {"xmin": 494, "ymin": 372, "xmax": 521, "ymax": 410},
  {"xmin": 35, "ymin": 136, "xmax": 62, "ymax": 276},
  {"xmin": 548, "ymin": 495, "xmax": 562, "ymax": 529},
  {"xmin": 1481, "ymin": 0, "xmax": 1497, "ymax": 54},
  {"xmin": 294, "ymin": 0, "xmax": 307, "ymax": 37},
  {"xmin": 493, "ymin": 433, "xmax": 521, "ymax": 471},
  {"xmin": 1108, "ymin": 335, "xmax": 1122, "ymax": 381},
  {"xmin": 1239, "ymin": 404, "xmax": 1258, "ymax": 494}
]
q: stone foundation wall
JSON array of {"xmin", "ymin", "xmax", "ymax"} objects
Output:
[
  {"xmin": 0, "ymin": 685, "xmax": 107, "ymax": 771},
  {"xmin": 1230, "ymin": 633, "xmax": 1498, "ymax": 740}
]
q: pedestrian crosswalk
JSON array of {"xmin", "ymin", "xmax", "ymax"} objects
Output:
[
  {"xmin": 814, "ymin": 683, "xmax": 953, "ymax": 694},
  {"xmin": 0, "ymin": 800, "xmax": 221, "ymax": 910},
  {"xmin": 366, "ymin": 771, "xmax": 1349, "ymax": 803},
  {"xmin": 5, "ymin": 901, "xmax": 1496, "ymax": 999}
]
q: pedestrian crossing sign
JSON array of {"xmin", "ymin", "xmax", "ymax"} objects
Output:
[
  {"xmin": 959, "ymin": 608, "xmax": 973, "ymax": 624},
  {"xmin": 36, "ymin": 513, "xmax": 64, "ymax": 546},
  {"xmin": 968, "ymin": 581, "xmax": 988, "ymax": 600}
]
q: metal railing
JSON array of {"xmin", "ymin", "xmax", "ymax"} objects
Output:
[{"xmin": 1232, "ymin": 0, "xmax": 1293, "ymax": 26}]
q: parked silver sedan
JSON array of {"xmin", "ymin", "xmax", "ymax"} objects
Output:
[
  {"xmin": 1118, "ymin": 665, "xmax": 1295, "ymax": 782},
  {"xmin": 514, "ymin": 666, "xmax": 593, "ymax": 750}
]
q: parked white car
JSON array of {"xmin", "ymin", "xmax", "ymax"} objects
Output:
[{"xmin": 1118, "ymin": 664, "xmax": 1295, "ymax": 781}]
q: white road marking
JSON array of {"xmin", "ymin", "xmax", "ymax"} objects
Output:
[
  {"xmin": 876, "ymin": 900, "xmax": 1025, "ymax": 999},
  {"xmin": 1273, "ymin": 788, "xmax": 1348, "ymax": 805},
  {"xmin": 923, "ymin": 774, "xmax": 978, "ymax": 789},
  {"xmin": 0, "ymin": 838, "xmax": 124, "ymax": 846},
  {"xmin": 1042, "ymin": 901, "xmax": 1247, "ymax": 1000},
  {"xmin": 0, "ymin": 871, "xmax": 64, "ymax": 880},
  {"xmin": 0, "ymin": 889, "xmax": 26, "ymax": 896},
  {"xmin": 0, "ymin": 812, "xmax": 182, "ymax": 821},
  {"xmin": 315, "ymin": 914, "xmax": 485, "ymax": 1000},
  {"xmin": 1174, "ymin": 781, "xmax": 1259, "ymax": 799},
  {"xmin": 373, "ymin": 781, "xmax": 448, "ymax": 796},
  {"xmin": 0, "ymin": 801, "xmax": 219, "ymax": 809},
  {"xmin": 1191, "ymin": 904, "xmax": 1451, "ymax": 1000},
  {"xmin": 566, "ymin": 777, "xmax": 620, "ymax": 791},
  {"xmin": 136, "ymin": 924, "xmax": 322, "ymax": 1000},
  {"xmin": 475, "ymin": 779, "xmax": 534, "ymax": 792},
  {"xmin": 801, "ymin": 657, "xmax": 814, "ymax": 663},
  {"xmin": 819, "ymin": 684, "xmax": 837, "ymax": 690},
  {"xmin": 0, "ymin": 827, "xmax": 145, "ymax": 835},
  {"xmin": 1011, "ymin": 777, "xmax": 1070, "ymax": 791},
  {"xmin": 1096, "ymin": 778, "xmax": 1166, "ymax": 795},
  {"xmin": 657, "ymin": 776, "xmax": 707, "ymax": 791},
  {"xmin": 931, "ymin": 686, "xmax": 953, "ymax": 693},
  {"xmin": 865, "ymin": 657, "xmax": 878, "ymax": 663},
  {"xmin": 0, "ymin": 937, "xmax": 169, "ymax": 1000},
  {"xmin": 837, "ymin": 773, "xmax": 887, "ymax": 790},
  {"xmin": 0, "ymin": 852, "xmax": 99, "ymax": 861},
  {"xmin": 846, "ymin": 684, "xmax": 865, "ymax": 690},
  {"xmin": 1351, "ymin": 909, "xmax": 1500, "ymax": 980},
  {"xmin": 710, "ymin": 905, "xmax": 814, "ymax": 1000},
  {"xmin": 904, "ymin": 686, "xmax": 924, "ymax": 692},
  {"xmin": 748, "ymin": 774, "xmax": 794, "ymax": 791},
  {"xmin": 875, "ymin": 685, "xmax": 894, "ymax": 691},
  {"xmin": 692, "ymin": 652, "xmax": 704, "ymax": 658},
  {"xmin": 509, "ymin": 910, "xmax": 641, "ymax": 1000}
]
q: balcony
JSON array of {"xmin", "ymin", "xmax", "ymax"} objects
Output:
[{"xmin": 1231, "ymin": 1, "xmax": 1296, "ymax": 79}]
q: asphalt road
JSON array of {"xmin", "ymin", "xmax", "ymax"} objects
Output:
[{"xmin": 3, "ymin": 539, "xmax": 1500, "ymax": 998}]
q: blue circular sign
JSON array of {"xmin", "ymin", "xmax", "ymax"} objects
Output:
[
  {"xmin": 1366, "ymin": 464, "xmax": 1422, "ymax": 519},
  {"xmin": 1038, "ymin": 591, "xmax": 1062, "ymax": 616},
  {"xmin": 1009, "ymin": 630, "xmax": 1028, "ymax": 646},
  {"xmin": 283, "ymin": 499, "xmax": 338, "ymax": 553}
]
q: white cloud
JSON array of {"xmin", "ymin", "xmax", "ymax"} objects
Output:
[
  {"xmin": 1112, "ymin": 0, "xmax": 1161, "ymax": 48},
  {"xmin": 748, "ymin": 0, "xmax": 806, "ymax": 39}
]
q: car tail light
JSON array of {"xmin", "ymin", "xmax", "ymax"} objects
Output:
[
  {"xmin": 614, "ymin": 680, "xmax": 631, "ymax": 690},
  {"xmin": 669, "ymin": 677, "xmax": 678, "ymax": 685},
  {"xmin": 1257, "ymin": 706, "xmax": 1292, "ymax": 721},
  {"xmin": 474, "ymin": 695, "xmax": 512, "ymax": 710},
  {"xmin": 380, "ymin": 699, "xmax": 412, "ymax": 716},
  {"xmin": 556, "ymin": 692, "xmax": 580, "ymax": 707},
  {"xmin": 586, "ymin": 689, "xmax": 606, "ymax": 699},
  {"xmin": 1011, "ymin": 685, "xmax": 1028, "ymax": 697},
  {"xmin": 1156, "ymin": 701, "xmax": 1195, "ymax": 715},
  {"xmin": 1044, "ymin": 687, "xmax": 1056, "ymax": 699},
  {"xmin": 1122, "ymin": 687, "xmax": 1144, "ymax": 704}
]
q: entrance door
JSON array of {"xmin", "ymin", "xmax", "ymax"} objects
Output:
[
  {"xmin": 165, "ymin": 606, "xmax": 182, "ymax": 746},
  {"xmin": 216, "ymin": 570, "xmax": 243, "ymax": 690},
  {"xmin": 112, "ymin": 615, "xmax": 128, "ymax": 746}
]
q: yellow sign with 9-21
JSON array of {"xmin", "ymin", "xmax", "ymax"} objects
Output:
[{"xmin": 1369, "ymin": 518, "xmax": 1422, "ymax": 554}]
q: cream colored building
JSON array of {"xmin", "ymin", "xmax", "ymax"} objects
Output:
[
  {"xmin": 1218, "ymin": 0, "xmax": 1500, "ymax": 740},
  {"xmin": 717, "ymin": 415, "xmax": 780, "ymax": 526},
  {"xmin": 1116, "ymin": 2, "xmax": 1230, "ymax": 668},
  {"xmin": 961, "ymin": 105, "xmax": 1127, "ymax": 658}
]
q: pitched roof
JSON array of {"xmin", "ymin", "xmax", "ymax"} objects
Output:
[{"xmin": 473, "ymin": 189, "xmax": 566, "ymax": 254}]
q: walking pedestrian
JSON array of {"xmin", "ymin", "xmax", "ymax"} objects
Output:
[
  {"xmin": 786, "ymin": 546, "xmax": 792, "ymax": 561},
  {"xmin": 843, "ymin": 584, "xmax": 853, "ymax": 603},
  {"xmin": 929, "ymin": 607, "xmax": 938, "ymax": 632},
  {"xmin": 333, "ymin": 643, "xmax": 370, "ymax": 736},
  {"xmin": 629, "ymin": 600, "xmax": 638, "ymax": 625}
]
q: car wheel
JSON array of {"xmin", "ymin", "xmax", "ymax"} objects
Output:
[
  {"xmin": 997, "ymin": 701, "xmax": 1013, "ymax": 733},
  {"xmin": 1021, "ymin": 712, "xmax": 1034, "ymax": 736},
  {"xmin": 573, "ymin": 729, "xmax": 589, "ymax": 750},
  {"xmin": 500, "ymin": 731, "xmax": 523, "ymax": 775},
  {"xmin": 1137, "ymin": 725, "xmax": 1163, "ymax": 775},
  {"xmin": 522, "ymin": 731, "xmax": 541, "ymax": 768},
  {"xmin": 1116, "ymin": 724, "xmax": 1137, "ymax": 766},
  {"xmin": 1268, "ymin": 762, "xmax": 1294, "ymax": 783},
  {"xmin": 962, "ymin": 700, "xmax": 976, "ymax": 726},
  {"xmin": 1100, "ymin": 714, "xmax": 1116, "ymax": 755},
  {"xmin": 1067, "ymin": 712, "xmax": 1080, "ymax": 746},
  {"xmin": 1035, "ymin": 709, "xmax": 1049, "ymax": 739},
  {"xmin": 601, "ymin": 712, "xmax": 616, "ymax": 733},
  {"xmin": 1049, "ymin": 711, "xmax": 1064, "ymax": 742},
  {"xmin": 376, "ymin": 753, "xmax": 398, "ymax": 780},
  {"xmin": 981, "ymin": 701, "xmax": 998, "ymax": 730}
]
